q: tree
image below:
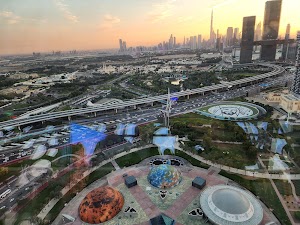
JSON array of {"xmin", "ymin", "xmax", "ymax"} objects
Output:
[
  {"xmin": 202, "ymin": 135, "xmax": 212, "ymax": 150},
  {"xmin": 0, "ymin": 167, "xmax": 8, "ymax": 176}
]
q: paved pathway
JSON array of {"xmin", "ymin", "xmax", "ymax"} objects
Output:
[
  {"xmin": 177, "ymin": 149, "xmax": 300, "ymax": 180},
  {"xmin": 111, "ymin": 159, "xmax": 121, "ymax": 170},
  {"xmin": 164, "ymin": 186, "xmax": 200, "ymax": 219},
  {"xmin": 35, "ymin": 144, "xmax": 300, "ymax": 223},
  {"xmin": 258, "ymin": 157, "xmax": 298, "ymax": 225},
  {"xmin": 37, "ymin": 145, "xmax": 154, "ymax": 221},
  {"xmin": 129, "ymin": 185, "xmax": 161, "ymax": 219}
]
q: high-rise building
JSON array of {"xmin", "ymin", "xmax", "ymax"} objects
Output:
[
  {"xmin": 169, "ymin": 34, "xmax": 174, "ymax": 49},
  {"xmin": 291, "ymin": 31, "xmax": 300, "ymax": 97},
  {"xmin": 198, "ymin": 35, "xmax": 202, "ymax": 49},
  {"xmin": 282, "ymin": 24, "xmax": 291, "ymax": 60},
  {"xmin": 240, "ymin": 16, "xmax": 256, "ymax": 63},
  {"xmin": 183, "ymin": 36, "xmax": 186, "ymax": 47},
  {"xmin": 174, "ymin": 37, "xmax": 176, "ymax": 47},
  {"xmin": 255, "ymin": 22, "xmax": 262, "ymax": 41},
  {"xmin": 123, "ymin": 41, "xmax": 127, "ymax": 52},
  {"xmin": 210, "ymin": 9, "xmax": 214, "ymax": 43},
  {"xmin": 119, "ymin": 39, "xmax": 123, "ymax": 52},
  {"xmin": 226, "ymin": 27, "xmax": 233, "ymax": 47},
  {"xmin": 193, "ymin": 36, "xmax": 197, "ymax": 49},
  {"xmin": 261, "ymin": 0, "xmax": 282, "ymax": 61},
  {"xmin": 233, "ymin": 28, "xmax": 239, "ymax": 44}
]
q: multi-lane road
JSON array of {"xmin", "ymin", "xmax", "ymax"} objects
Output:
[
  {"xmin": 0, "ymin": 70, "xmax": 293, "ymax": 213},
  {"xmin": 0, "ymin": 63, "xmax": 285, "ymax": 129}
]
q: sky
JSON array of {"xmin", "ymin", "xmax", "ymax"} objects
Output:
[{"xmin": 0, "ymin": 0, "xmax": 299, "ymax": 55}]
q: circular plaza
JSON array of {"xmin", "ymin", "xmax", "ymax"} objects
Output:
[
  {"xmin": 52, "ymin": 155, "xmax": 278, "ymax": 225},
  {"xmin": 196, "ymin": 101, "xmax": 266, "ymax": 121}
]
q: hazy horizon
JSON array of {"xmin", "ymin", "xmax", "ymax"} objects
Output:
[{"xmin": 1, "ymin": 0, "xmax": 299, "ymax": 55}]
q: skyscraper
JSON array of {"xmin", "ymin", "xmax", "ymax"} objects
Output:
[
  {"xmin": 119, "ymin": 39, "xmax": 123, "ymax": 52},
  {"xmin": 193, "ymin": 36, "xmax": 197, "ymax": 49},
  {"xmin": 240, "ymin": 16, "xmax": 256, "ymax": 63},
  {"xmin": 282, "ymin": 24, "xmax": 291, "ymax": 60},
  {"xmin": 291, "ymin": 31, "xmax": 300, "ymax": 97},
  {"xmin": 210, "ymin": 9, "xmax": 214, "ymax": 43},
  {"xmin": 255, "ymin": 22, "xmax": 262, "ymax": 41},
  {"xmin": 233, "ymin": 28, "xmax": 239, "ymax": 44},
  {"xmin": 169, "ymin": 34, "xmax": 173, "ymax": 49},
  {"xmin": 261, "ymin": 0, "xmax": 282, "ymax": 61},
  {"xmin": 123, "ymin": 41, "xmax": 127, "ymax": 52},
  {"xmin": 197, "ymin": 35, "xmax": 202, "ymax": 49},
  {"xmin": 226, "ymin": 27, "xmax": 233, "ymax": 47}
]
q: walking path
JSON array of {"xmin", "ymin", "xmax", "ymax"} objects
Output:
[
  {"xmin": 177, "ymin": 149, "xmax": 300, "ymax": 180},
  {"xmin": 258, "ymin": 157, "xmax": 299, "ymax": 225},
  {"xmin": 111, "ymin": 159, "xmax": 121, "ymax": 170},
  {"xmin": 37, "ymin": 145, "xmax": 154, "ymax": 221},
  {"xmin": 35, "ymin": 144, "xmax": 300, "ymax": 223}
]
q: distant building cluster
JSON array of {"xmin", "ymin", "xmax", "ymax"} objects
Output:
[{"xmin": 119, "ymin": 38, "xmax": 127, "ymax": 52}]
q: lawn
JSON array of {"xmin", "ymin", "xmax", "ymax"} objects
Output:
[
  {"xmin": 274, "ymin": 180, "xmax": 293, "ymax": 196},
  {"xmin": 14, "ymin": 171, "xmax": 75, "ymax": 225},
  {"xmin": 44, "ymin": 163, "xmax": 115, "ymax": 224},
  {"xmin": 219, "ymin": 171, "xmax": 292, "ymax": 225},
  {"xmin": 200, "ymin": 143, "xmax": 255, "ymax": 169},
  {"xmin": 115, "ymin": 147, "xmax": 210, "ymax": 169}
]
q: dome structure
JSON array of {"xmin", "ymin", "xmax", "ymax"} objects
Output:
[
  {"xmin": 148, "ymin": 164, "xmax": 181, "ymax": 189},
  {"xmin": 200, "ymin": 185, "xmax": 263, "ymax": 225},
  {"xmin": 79, "ymin": 186, "xmax": 124, "ymax": 224}
]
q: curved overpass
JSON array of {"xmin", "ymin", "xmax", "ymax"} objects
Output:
[{"xmin": 0, "ymin": 63, "xmax": 285, "ymax": 129}]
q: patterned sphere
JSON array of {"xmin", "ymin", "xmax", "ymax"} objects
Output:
[
  {"xmin": 79, "ymin": 186, "xmax": 124, "ymax": 224},
  {"xmin": 148, "ymin": 164, "xmax": 182, "ymax": 189}
]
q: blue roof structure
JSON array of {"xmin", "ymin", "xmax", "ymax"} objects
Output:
[
  {"xmin": 154, "ymin": 127, "xmax": 169, "ymax": 135},
  {"xmin": 114, "ymin": 123, "xmax": 126, "ymax": 135},
  {"xmin": 153, "ymin": 136, "xmax": 176, "ymax": 155},
  {"xmin": 271, "ymin": 138, "xmax": 287, "ymax": 154},
  {"xmin": 70, "ymin": 123, "xmax": 106, "ymax": 156},
  {"xmin": 257, "ymin": 122, "xmax": 268, "ymax": 131},
  {"xmin": 124, "ymin": 124, "xmax": 137, "ymax": 136}
]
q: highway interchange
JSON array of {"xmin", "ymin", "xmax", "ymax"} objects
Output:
[
  {"xmin": 0, "ymin": 63, "xmax": 293, "ymax": 214},
  {"xmin": 0, "ymin": 63, "xmax": 285, "ymax": 129}
]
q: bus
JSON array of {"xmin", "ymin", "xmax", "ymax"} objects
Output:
[{"xmin": 0, "ymin": 189, "xmax": 11, "ymax": 199}]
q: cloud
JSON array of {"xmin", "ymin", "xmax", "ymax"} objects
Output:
[
  {"xmin": 54, "ymin": 0, "xmax": 78, "ymax": 23},
  {"xmin": 100, "ymin": 14, "xmax": 121, "ymax": 29},
  {"xmin": 178, "ymin": 16, "xmax": 193, "ymax": 23},
  {"xmin": 148, "ymin": 0, "xmax": 176, "ymax": 23},
  {"xmin": 212, "ymin": 0, "xmax": 237, "ymax": 9},
  {"xmin": 0, "ymin": 11, "xmax": 21, "ymax": 24}
]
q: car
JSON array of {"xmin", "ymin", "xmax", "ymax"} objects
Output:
[
  {"xmin": 25, "ymin": 187, "xmax": 30, "ymax": 191},
  {"xmin": 0, "ymin": 206, "xmax": 6, "ymax": 210},
  {"xmin": 9, "ymin": 198, "xmax": 14, "ymax": 202}
]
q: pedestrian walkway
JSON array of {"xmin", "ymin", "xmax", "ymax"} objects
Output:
[
  {"xmin": 129, "ymin": 185, "xmax": 161, "ymax": 219},
  {"xmin": 111, "ymin": 159, "xmax": 121, "ymax": 170},
  {"xmin": 164, "ymin": 186, "xmax": 200, "ymax": 219},
  {"xmin": 36, "ymin": 144, "xmax": 154, "ymax": 221}
]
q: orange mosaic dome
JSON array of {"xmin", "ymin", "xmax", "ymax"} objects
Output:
[{"xmin": 79, "ymin": 186, "xmax": 124, "ymax": 224}]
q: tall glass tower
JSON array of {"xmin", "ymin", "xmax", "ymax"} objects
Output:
[
  {"xmin": 291, "ymin": 31, "xmax": 300, "ymax": 97},
  {"xmin": 261, "ymin": 0, "xmax": 282, "ymax": 61}
]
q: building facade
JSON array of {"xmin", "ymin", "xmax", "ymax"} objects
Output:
[
  {"xmin": 240, "ymin": 16, "xmax": 256, "ymax": 63},
  {"xmin": 261, "ymin": 0, "xmax": 282, "ymax": 61},
  {"xmin": 291, "ymin": 31, "xmax": 300, "ymax": 97}
]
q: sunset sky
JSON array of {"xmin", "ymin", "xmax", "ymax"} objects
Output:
[{"xmin": 0, "ymin": 0, "xmax": 299, "ymax": 55}]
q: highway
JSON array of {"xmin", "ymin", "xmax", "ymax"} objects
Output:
[
  {"xmin": 0, "ymin": 72, "xmax": 293, "ymax": 213},
  {"xmin": 0, "ymin": 63, "xmax": 285, "ymax": 129}
]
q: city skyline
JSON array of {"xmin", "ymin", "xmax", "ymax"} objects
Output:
[{"xmin": 1, "ymin": 0, "xmax": 300, "ymax": 55}]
